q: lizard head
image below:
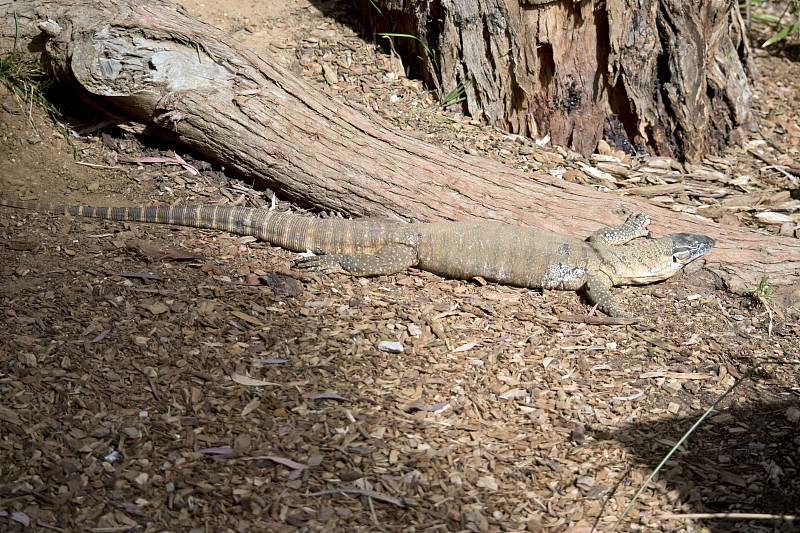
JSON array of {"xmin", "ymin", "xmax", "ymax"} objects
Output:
[
  {"xmin": 610, "ymin": 233, "xmax": 715, "ymax": 284},
  {"xmin": 669, "ymin": 233, "xmax": 716, "ymax": 264}
]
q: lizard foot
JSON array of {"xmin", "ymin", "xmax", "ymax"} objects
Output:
[
  {"xmin": 294, "ymin": 254, "xmax": 346, "ymax": 273},
  {"xmin": 590, "ymin": 213, "xmax": 651, "ymax": 245},
  {"xmin": 625, "ymin": 213, "xmax": 651, "ymax": 238},
  {"xmin": 294, "ymin": 244, "xmax": 416, "ymax": 276}
]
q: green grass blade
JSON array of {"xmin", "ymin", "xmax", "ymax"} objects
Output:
[{"xmin": 762, "ymin": 20, "xmax": 800, "ymax": 47}]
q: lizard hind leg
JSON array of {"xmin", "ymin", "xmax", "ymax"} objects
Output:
[
  {"xmin": 295, "ymin": 243, "xmax": 418, "ymax": 276},
  {"xmin": 589, "ymin": 213, "xmax": 651, "ymax": 245}
]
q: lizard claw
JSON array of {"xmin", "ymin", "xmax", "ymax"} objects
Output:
[
  {"xmin": 294, "ymin": 254, "xmax": 345, "ymax": 273},
  {"xmin": 293, "ymin": 256, "xmax": 318, "ymax": 270}
]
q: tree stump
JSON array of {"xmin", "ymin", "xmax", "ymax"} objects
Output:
[
  {"xmin": 361, "ymin": 0, "xmax": 755, "ymax": 162},
  {"xmin": 0, "ymin": 0, "xmax": 798, "ymax": 304}
]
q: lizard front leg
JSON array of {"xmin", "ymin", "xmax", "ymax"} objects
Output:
[
  {"xmin": 295, "ymin": 243, "xmax": 418, "ymax": 276},
  {"xmin": 589, "ymin": 213, "xmax": 651, "ymax": 245},
  {"xmin": 585, "ymin": 272, "xmax": 631, "ymax": 318}
]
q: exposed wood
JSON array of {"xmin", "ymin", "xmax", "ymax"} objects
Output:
[
  {"xmin": 362, "ymin": 0, "xmax": 755, "ymax": 161},
  {"xmin": 0, "ymin": 0, "xmax": 797, "ymax": 302}
]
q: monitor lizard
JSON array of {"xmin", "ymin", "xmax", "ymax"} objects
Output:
[{"xmin": 0, "ymin": 200, "xmax": 715, "ymax": 317}]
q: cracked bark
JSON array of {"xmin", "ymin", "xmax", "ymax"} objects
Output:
[{"xmin": 361, "ymin": 0, "xmax": 755, "ymax": 162}]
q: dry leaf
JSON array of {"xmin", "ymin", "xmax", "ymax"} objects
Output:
[
  {"xmin": 231, "ymin": 310, "xmax": 265, "ymax": 326},
  {"xmin": 231, "ymin": 373, "xmax": 279, "ymax": 387},
  {"xmin": 640, "ymin": 371, "xmax": 712, "ymax": 380},
  {"xmin": 241, "ymin": 398, "xmax": 261, "ymax": 417}
]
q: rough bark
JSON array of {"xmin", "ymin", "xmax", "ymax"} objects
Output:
[
  {"xmin": 0, "ymin": 0, "xmax": 797, "ymax": 303},
  {"xmin": 362, "ymin": 0, "xmax": 755, "ymax": 162}
]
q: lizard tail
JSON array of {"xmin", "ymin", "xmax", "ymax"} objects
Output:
[{"xmin": 0, "ymin": 199, "xmax": 402, "ymax": 255}]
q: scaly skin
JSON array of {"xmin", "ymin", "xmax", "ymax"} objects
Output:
[{"xmin": 0, "ymin": 200, "xmax": 715, "ymax": 317}]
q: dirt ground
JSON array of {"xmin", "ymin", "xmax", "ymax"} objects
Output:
[{"xmin": 1, "ymin": 1, "xmax": 799, "ymax": 532}]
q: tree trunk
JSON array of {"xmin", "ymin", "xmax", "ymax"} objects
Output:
[
  {"xmin": 361, "ymin": 0, "xmax": 755, "ymax": 162},
  {"xmin": 0, "ymin": 0, "xmax": 797, "ymax": 303}
]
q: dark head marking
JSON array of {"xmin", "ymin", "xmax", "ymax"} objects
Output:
[{"xmin": 670, "ymin": 233, "xmax": 715, "ymax": 265}]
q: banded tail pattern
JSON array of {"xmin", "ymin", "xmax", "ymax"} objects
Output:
[{"xmin": 0, "ymin": 199, "xmax": 406, "ymax": 256}]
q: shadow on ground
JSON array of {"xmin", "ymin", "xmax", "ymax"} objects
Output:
[{"xmin": 606, "ymin": 392, "xmax": 800, "ymax": 532}]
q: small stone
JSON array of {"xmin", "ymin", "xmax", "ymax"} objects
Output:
[
  {"xmin": 779, "ymin": 222, "xmax": 795, "ymax": 237},
  {"xmin": 18, "ymin": 352, "xmax": 37, "ymax": 367},
  {"xmin": 407, "ymin": 323, "xmax": 423, "ymax": 336},
  {"xmin": 786, "ymin": 406, "xmax": 800, "ymax": 423},
  {"xmin": 134, "ymin": 472, "xmax": 149, "ymax": 488},
  {"xmin": 121, "ymin": 427, "xmax": 141, "ymax": 438},
  {"xmin": 322, "ymin": 63, "xmax": 338, "ymax": 84},
  {"xmin": 225, "ymin": 343, "xmax": 242, "ymax": 355},
  {"xmin": 755, "ymin": 211, "xmax": 793, "ymax": 225},
  {"xmin": 585, "ymin": 484, "xmax": 611, "ymax": 499},
  {"xmin": 37, "ymin": 19, "xmax": 62, "ymax": 36},
  {"xmin": 499, "ymin": 388, "xmax": 528, "ymax": 399},
  {"xmin": 144, "ymin": 301, "xmax": 169, "ymax": 315},
  {"xmin": 570, "ymin": 423, "xmax": 586, "ymax": 444},
  {"xmin": 665, "ymin": 379, "xmax": 683, "ymax": 393},
  {"xmin": 104, "ymin": 450, "xmax": 119, "ymax": 462},
  {"xmin": 378, "ymin": 340, "xmax": 404, "ymax": 353},
  {"xmin": 317, "ymin": 507, "xmax": 335, "ymax": 522},
  {"xmin": 476, "ymin": 476, "xmax": 498, "ymax": 490},
  {"xmin": 718, "ymin": 213, "xmax": 741, "ymax": 226}
]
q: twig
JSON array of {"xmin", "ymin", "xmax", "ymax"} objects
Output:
[
  {"xmin": 367, "ymin": 491, "xmax": 378, "ymax": 525},
  {"xmin": 304, "ymin": 488, "xmax": 413, "ymax": 508},
  {"xmin": 75, "ymin": 161, "xmax": 123, "ymax": 170},
  {"xmin": 661, "ymin": 512, "xmax": 796, "ymax": 521}
]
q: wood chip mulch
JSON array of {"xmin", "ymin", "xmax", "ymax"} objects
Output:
[{"xmin": 1, "ymin": 0, "xmax": 799, "ymax": 531}]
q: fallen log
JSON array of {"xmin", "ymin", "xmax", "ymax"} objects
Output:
[{"xmin": 0, "ymin": 0, "xmax": 798, "ymax": 302}]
